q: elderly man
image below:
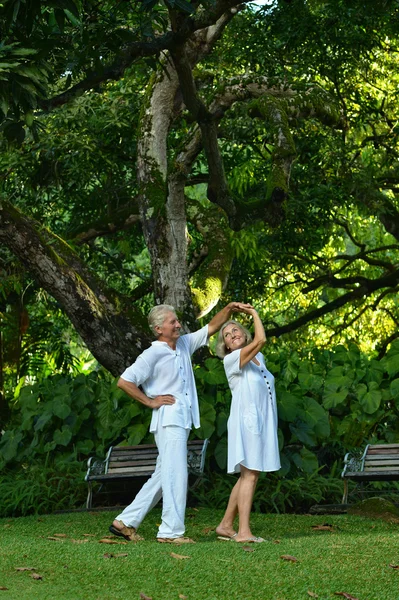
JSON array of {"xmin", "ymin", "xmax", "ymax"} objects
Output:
[{"xmin": 109, "ymin": 301, "xmax": 251, "ymax": 545}]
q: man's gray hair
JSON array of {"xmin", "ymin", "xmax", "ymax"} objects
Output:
[
  {"xmin": 215, "ymin": 320, "xmax": 252, "ymax": 359},
  {"xmin": 148, "ymin": 304, "xmax": 176, "ymax": 337}
]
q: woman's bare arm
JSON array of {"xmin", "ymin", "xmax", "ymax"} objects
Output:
[{"xmin": 238, "ymin": 308, "xmax": 266, "ymax": 368}]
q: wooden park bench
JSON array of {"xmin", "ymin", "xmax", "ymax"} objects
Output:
[
  {"xmin": 341, "ymin": 443, "xmax": 399, "ymax": 503},
  {"xmin": 85, "ymin": 439, "xmax": 209, "ymax": 509}
]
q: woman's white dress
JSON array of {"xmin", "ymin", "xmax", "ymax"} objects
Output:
[{"xmin": 224, "ymin": 349, "xmax": 281, "ymax": 474}]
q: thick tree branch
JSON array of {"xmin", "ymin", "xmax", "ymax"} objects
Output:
[
  {"xmin": 69, "ymin": 206, "xmax": 140, "ymax": 244},
  {"xmin": 265, "ymin": 268, "xmax": 399, "ymax": 338},
  {"xmin": 0, "ymin": 198, "xmax": 150, "ymax": 375}
]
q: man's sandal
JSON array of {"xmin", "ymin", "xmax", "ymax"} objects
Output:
[{"xmin": 109, "ymin": 520, "xmax": 143, "ymax": 542}]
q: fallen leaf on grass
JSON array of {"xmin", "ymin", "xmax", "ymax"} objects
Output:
[
  {"xmin": 273, "ymin": 540, "xmax": 281, "ymax": 544},
  {"xmin": 98, "ymin": 538, "xmax": 127, "ymax": 545},
  {"xmin": 31, "ymin": 573, "xmax": 43, "ymax": 580},
  {"xmin": 103, "ymin": 553, "xmax": 129, "ymax": 559},
  {"xmin": 311, "ymin": 524, "xmax": 334, "ymax": 531},
  {"xmin": 139, "ymin": 593, "xmax": 152, "ymax": 600},
  {"xmin": 334, "ymin": 593, "xmax": 359, "ymax": 600},
  {"xmin": 308, "ymin": 592, "xmax": 319, "ymax": 598},
  {"xmin": 202, "ymin": 527, "xmax": 215, "ymax": 534},
  {"xmin": 71, "ymin": 539, "xmax": 89, "ymax": 544},
  {"xmin": 179, "ymin": 595, "xmax": 188, "ymax": 599},
  {"xmin": 170, "ymin": 552, "xmax": 191, "ymax": 560},
  {"xmin": 242, "ymin": 546, "xmax": 255, "ymax": 552},
  {"xmin": 389, "ymin": 564, "xmax": 399, "ymax": 569},
  {"xmin": 280, "ymin": 555, "xmax": 298, "ymax": 562},
  {"xmin": 52, "ymin": 533, "xmax": 67, "ymax": 538},
  {"xmin": 47, "ymin": 536, "xmax": 64, "ymax": 541},
  {"xmin": 0, "ymin": 587, "xmax": 9, "ymax": 591},
  {"xmin": 83, "ymin": 534, "xmax": 95, "ymax": 537},
  {"xmin": 15, "ymin": 567, "xmax": 37, "ymax": 572}
]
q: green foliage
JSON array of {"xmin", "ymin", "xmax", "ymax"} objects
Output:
[
  {"xmin": 0, "ymin": 461, "xmax": 86, "ymax": 517},
  {"xmin": 0, "ymin": 371, "xmax": 151, "ymax": 470}
]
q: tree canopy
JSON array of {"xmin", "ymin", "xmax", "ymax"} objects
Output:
[{"xmin": 1, "ymin": 0, "xmax": 399, "ymax": 394}]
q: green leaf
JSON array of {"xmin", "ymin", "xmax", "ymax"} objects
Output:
[
  {"xmin": 383, "ymin": 351, "xmax": 399, "ymax": 378},
  {"xmin": 359, "ymin": 387, "xmax": 382, "ymax": 414},
  {"xmin": 203, "ymin": 358, "xmax": 227, "ymax": 385},
  {"xmin": 214, "ymin": 437, "xmax": 227, "ymax": 470},
  {"xmin": 0, "ymin": 431, "xmax": 23, "ymax": 462},
  {"xmin": 290, "ymin": 421, "xmax": 317, "ymax": 446},
  {"xmin": 292, "ymin": 447, "xmax": 318, "ymax": 473},
  {"xmin": 283, "ymin": 358, "xmax": 299, "ymax": 385},
  {"xmin": 277, "ymin": 428, "xmax": 284, "ymax": 451},
  {"xmin": 34, "ymin": 412, "xmax": 52, "ymax": 431},
  {"xmin": 52, "ymin": 401, "xmax": 71, "ymax": 419},
  {"xmin": 300, "ymin": 396, "xmax": 330, "ymax": 438},
  {"xmin": 127, "ymin": 423, "xmax": 148, "ymax": 446},
  {"xmin": 75, "ymin": 439, "xmax": 94, "ymax": 454},
  {"xmin": 197, "ymin": 401, "xmax": 216, "ymax": 439},
  {"xmin": 277, "ymin": 390, "xmax": 302, "ymax": 421},
  {"xmin": 53, "ymin": 426, "xmax": 72, "ymax": 446},
  {"xmin": 297, "ymin": 370, "xmax": 323, "ymax": 393},
  {"xmin": 322, "ymin": 389, "xmax": 348, "ymax": 410},
  {"xmin": 216, "ymin": 411, "xmax": 228, "ymax": 437},
  {"xmin": 390, "ymin": 378, "xmax": 399, "ymax": 399}
]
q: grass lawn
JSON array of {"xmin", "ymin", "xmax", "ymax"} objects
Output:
[{"xmin": 1, "ymin": 507, "xmax": 398, "ymax": 600}]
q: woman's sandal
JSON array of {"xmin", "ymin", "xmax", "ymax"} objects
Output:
[
  {"xmin": 235, "ymin": 536, "xmax": 265, "ymax": 543},
  {"xmin": 217, "ymin": 533, "xmax": 238, "ymax": 541}
]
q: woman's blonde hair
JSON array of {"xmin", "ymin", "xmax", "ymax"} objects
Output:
[{"xmin": 215, "ymin": 320, "xmax": 252, "ymax": 359}]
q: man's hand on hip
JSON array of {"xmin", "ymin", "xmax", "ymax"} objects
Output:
[{"xmin": 151, "ymin": 395, "xmax": 176, "ymax": 408}]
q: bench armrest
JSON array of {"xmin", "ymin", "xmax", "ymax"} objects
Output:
[
  {"xmin": 85, "ymin": 456, "xmax": 107, "ymax": 481},
  {"xmin": 341, "ymin": 446, "xmax": 368, "ymax": 478},
  {"xmin": 187, "ymin": 439, "xmax": 209, "ymax": 475}
]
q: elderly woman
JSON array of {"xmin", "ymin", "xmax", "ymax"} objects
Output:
[{"xmin": 215, "ymin": 307, "xmax": 280, "ymax": 543}]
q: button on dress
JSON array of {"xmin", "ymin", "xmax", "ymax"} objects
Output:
[{"xmin": 224, "ymin": 349, "xmax": 281, "ymax": 474}]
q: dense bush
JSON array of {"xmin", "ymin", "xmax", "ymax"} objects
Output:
[
  {"xmin": 0, "ymin": 461, "xmax": 86, "ymax": 517},
  {"xmin": 1, "ymin": 340, "xmax": 399, "ymax": 516}
]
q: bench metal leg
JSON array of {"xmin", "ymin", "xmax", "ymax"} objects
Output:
[
  {"xmin": 86, "ymin": 482, "xmax": 93, "ymax": 510},
  {"xmin": 342, "ymin": 479, "xmax": 348, "ymax": 504}
]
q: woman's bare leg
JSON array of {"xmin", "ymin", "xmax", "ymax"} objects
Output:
[
  {"xmin": 235, "ymin": 465, "xmax": 259, "ymax": 541},
  {"xmin": 215, "ymin": 477, "xmax": 241, "ymax": 538}
]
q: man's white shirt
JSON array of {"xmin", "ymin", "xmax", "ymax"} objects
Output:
[{"xmin": 120, "ymin": 325, "xmax": 209, "ymax": 432}]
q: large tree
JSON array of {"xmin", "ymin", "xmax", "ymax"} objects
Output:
[{"xmin": 1, "ymin": 0, "xmax": 399, "ymax": 380}]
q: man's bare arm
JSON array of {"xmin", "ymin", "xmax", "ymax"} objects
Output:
[
  {"xmin": 207, "ymin": 302, "xmax": 254, "ymax": 337},
  {"xmin": 117, "ymin": 378, "xmax": 175, "ymax": 409}
]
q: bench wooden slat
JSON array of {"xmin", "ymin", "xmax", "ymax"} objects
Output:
[
  {"xmin": 107, "ymin": 465, "xmax": 158, "ymax": 474},
  {"xmin": 89, "ymin": 471, "xmax": 156, "ymax": 481},
  {"xmin": 108, "ymin": 460, "xmax": 158, "ymax": 469},
  {"xmin": 364, "ymin": 461, "xmax": 399, "ymax": 468},
  {"xmin": 365, "ymin": 455, "xmax": 399, "ymax": 460}
]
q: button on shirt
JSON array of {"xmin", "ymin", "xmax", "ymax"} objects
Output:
[{"xmin": 120, "ymin": 325, "xmax": 209, "ymax": 432}]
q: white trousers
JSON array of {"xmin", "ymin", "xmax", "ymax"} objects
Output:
[{"xmin": 115, "ymin": 424, "xmax": 190, "ymax": 539}]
